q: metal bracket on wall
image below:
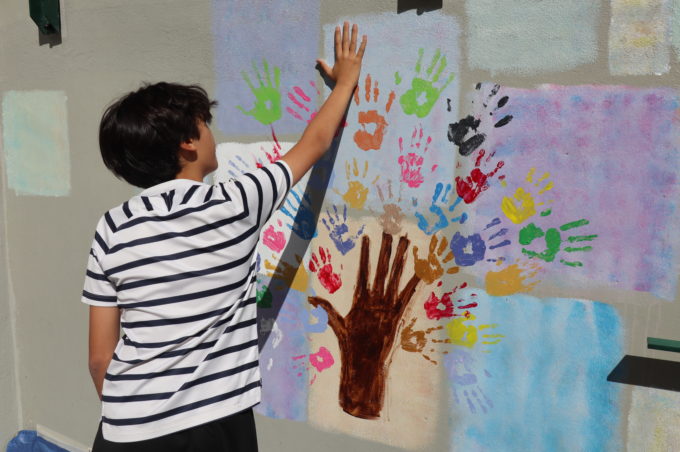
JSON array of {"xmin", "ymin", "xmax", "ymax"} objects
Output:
[
  {"xmin": 397, "ymin": 0, "xmax": 443, "ymax": 15},
  {"xmin": 29, "ymin": 0, "xmax": 61, "ymax": 34}
]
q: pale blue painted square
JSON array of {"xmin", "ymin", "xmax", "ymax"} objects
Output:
[
  {"xmin": 446, "ymin": 290, "xmax": 623, "ymax": 451},
  {"xmin": 466, "ymin": 0, "xmax": 600, "ymax": 74},
  {"xmin": 2, "ymin": 91, "xmax": 70, "ymax": 196}
]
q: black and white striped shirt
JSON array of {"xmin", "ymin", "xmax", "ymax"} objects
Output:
[{"xmin": 82, "ymin": 161, "xmax": 292, "ymax": 442}]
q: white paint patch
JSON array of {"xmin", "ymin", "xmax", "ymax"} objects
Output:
[
  {"xmin": 1, "ymin": 91, "xmax": 70, "ymax": 196},
  {"xmin": 609, "ymin": 0, "xmax": 671, "ymax": 75},
  {"xmin": 627, "ymin": 386, "xmax": 680, "ymax": 451},
  {"xmin": 465, "ymin": 0, "xmax": 599, "ymax": 75}
]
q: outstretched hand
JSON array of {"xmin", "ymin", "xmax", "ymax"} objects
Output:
[{"xmin": 317, "ymin": 22, "xmax": 367, "ymax": 89}]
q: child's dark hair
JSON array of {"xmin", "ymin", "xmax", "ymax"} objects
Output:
[{"xmin": 99, "ymin": 82, "xmax": 218, "ymax": 188}]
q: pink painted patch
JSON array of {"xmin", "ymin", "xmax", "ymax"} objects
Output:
[
  {"xmin": 262, "ymin": 220, "xmax": 286, "ymax": 252},
  {"xmin": 309, "ymin": 346, "xmax": 335, "ymax": 372},
  {"xmin": 398, "ymin": 152, "xmax": 425, "ymax": 188}
]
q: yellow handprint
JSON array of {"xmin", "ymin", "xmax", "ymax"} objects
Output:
[
  {"xmin": 501, "ymin": 167, "xmax": 554, "ymax": 224},
  {"xmin": 334, "ymin": 158, "xmax": 378, "ymax": 209},
  {"xmin": 445, "ymin": 314, "xmax": 503, "ymax": 349},
  {"xmin": 264, "ymin": 254, "xmax": 308, "ymax": 292}
]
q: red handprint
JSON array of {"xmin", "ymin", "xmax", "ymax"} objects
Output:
[
  {"xmin": 455, "ymin": 149, "xmax": 504, "ymax": 204},
  {"xmin": 309, "ymin": 247, "xmax": 342, "ymax": 294}
]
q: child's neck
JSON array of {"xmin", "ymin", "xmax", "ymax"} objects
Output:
[{"xmin": 175, "ymin": 165, "xmax": 209, "ymax": 183}]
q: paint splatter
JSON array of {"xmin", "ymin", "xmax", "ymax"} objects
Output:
[
  {"xmin": 353, "ymin": 74, "xmax": 395, "ymax": 151},
  {"xmin": 321, "ymin": 204, "xmax": 365, "ymax": 255},
  {"xmin": 414, "ymin": 183, "xmax": 468, "ymax": 236},
  {"xmin": 396, "ymin": 48, "xmax": 455, "ymax": 118},
  {"xmin": 412, "ymin": 234, "xmax": 459, "ymax": 284},
  {"xmin": 455, "ymin": 148, "xmax": 504, "ymax": 204},
  {"xmin": 257, "ymin": 127, "xmax": 284, "ymax": 167},
  {"xmin": 309, "ymin": 247, "xmax": 342, "ymax": 294}
]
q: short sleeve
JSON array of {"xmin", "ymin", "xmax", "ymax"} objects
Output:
[
  {"xmin": 233, "ymin": 160, "xmax": 292, "ymax": 227},
  {"xmin": 82, "ymin": 244, "xmax": 117, "ymax": 307}
]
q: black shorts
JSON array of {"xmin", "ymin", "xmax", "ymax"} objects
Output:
[{"xmin": 92, "ymin": 408, "xmax": 258, "ymax": 452}]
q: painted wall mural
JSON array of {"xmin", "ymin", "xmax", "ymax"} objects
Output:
[{"xmin": 210, "ymin": 6, "xmax": 680, "ymax": 452}]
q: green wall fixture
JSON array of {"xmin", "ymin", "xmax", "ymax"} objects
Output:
[
  {"xmin": 29, "ymin": 0, "xmax": 61, "ymax": 34},
  {"xmin": 647, "ymin": 337, "xmax": 680, "ymax": 354}
]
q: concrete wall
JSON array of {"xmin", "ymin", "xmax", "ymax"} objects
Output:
[{"xmin": 1, "ymin": 0, "xmax": 679, "ymax": 450}]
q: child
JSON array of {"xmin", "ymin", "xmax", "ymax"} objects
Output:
[{"xmin": 82, "ymin": 22, "xmax": 366, "ymax": 451}]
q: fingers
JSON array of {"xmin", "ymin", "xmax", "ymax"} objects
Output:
[
  {"xmin": 342, "ymin": 21, "xmax": 350, "ymax": 54},
  {"xmin": 349, "ymin": 23, "xmax": 358, "ymax": 53},
  {"xmin": 357, "ymin": 35, "xmax": 367, "ymax": 59},
  {"xmin": 334, "ymin": 26, "xmax": 341, "ymax": 58}
]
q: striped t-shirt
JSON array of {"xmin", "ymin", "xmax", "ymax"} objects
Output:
[{"xmin": 81, "ymin": 161, "xmax": 292, "ymax": 442}]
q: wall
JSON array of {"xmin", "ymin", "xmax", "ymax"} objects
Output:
[{"xmin": 1, "ymin": 0, "xmax": 679, "ymax": 451}]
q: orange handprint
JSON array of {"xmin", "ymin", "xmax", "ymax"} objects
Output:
[
  {"xmin": 412, "ymin": 234, "xmax": 459, "ymax": 284},
  {"xmin": 353, "ymin": 74, "xmax": 396, "ymax": 151}
]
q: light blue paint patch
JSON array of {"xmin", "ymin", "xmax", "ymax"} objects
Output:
[
  {"xmin": 257, "ymin": 286, "xmax": 310, "ymax": 421},
  {"xmin": 322, "ymin": 11, "xmax": 461, "ymax": 215},
  {"xmin": 2, "ymin": 91, "xmax": 70, "ymax": 196},
  {"xmin": 465, "ymin": 0, "xmax": 600, "ymax": 75},
  {"xmin": 445, "ymin": 289, "xmax": 623, "ymax": 451},
  {"xmin": 212, "ymin": 0, "xmax": 320, "ymax": 136}
]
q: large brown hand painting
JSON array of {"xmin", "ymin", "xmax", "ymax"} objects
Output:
[{"xmin": 309, "ymin": 232, "xmax": 457, "ymax": 419}]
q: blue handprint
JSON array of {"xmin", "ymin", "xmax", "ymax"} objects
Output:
[
  {"xmin": 280, "ymin": 188, "xmax": 317, "ymax": 240},
  {"xmin": 414, "ymin": 183, "xmax": 468, "ymax": 235},
  {"xmin": 449, "ymin": 217, "xmax": 511, "ymax": 267},
  {"xmin": 322, "ymin": 204, "xmax": 365, "ymax": 255},
  {"xmin": 226, "ymin": 154, "xmax": 254, "ymax": 178}
]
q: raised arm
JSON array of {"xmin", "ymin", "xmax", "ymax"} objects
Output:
[{"xmin": 281, "ymin": 22, "xmax": 367, "ymax": 185}]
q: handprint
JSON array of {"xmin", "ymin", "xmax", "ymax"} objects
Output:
[
  {"xmin": 414, "ymin": 183, "xmax": 468, "ymax": 235},
  {"xmin": 423, "ymin": 281, "xmax": 472, "ymax": 320},
  {"xmin": 321, "ymin": 204, "xmax": 365, "ymax": 255},
  {"xmin": 447, "ymin": 349, "xmax": 494, "ymax": 414},
  {"xmin": 256, "ymin": 127, "xmax": 283, "ymax": 168},
  {"xmin": 236, "ymin": 59, "xmax": 282, "ymax": 125},
  {"xmin": 449, "ymin": 217, "xmax": 511, "ymax": 267},
  {"xmin": 374, "ymin": 179, "xmax": 405, "ymax": 235},
  {"xmin": 501, "ymin": 167, "xmax": 554, "ymax": 224},
  {"xmin": 309, "ymin": 247, "xmax": 342, "ymax": 294},
  {"xmin": 280, "ymin": 188, "xmax": 317, "ymax": 240},
  {"xmin": 264, "ymin": 253, "xmax": 308, "ymax": 292},
  {"xmin": 255, "ymin": 279, "xmax": 273, "ymax": 308},
  {"xmin": 519, "ymin": 211, "xmax": 597, "ymax": 267},
  {"xmin": 292, "ymin": 346, "xmax": 335, "ymax": 385},
  {"xmin": 485, "ymin": 258, "xmax": 541, "ymax": 296},
  {"xmin": 455, "ymin": 149, "xmax": 504, "ymax": 204},
  {"xmin": 445, "ymin": 312, "xmax": 503, "ymax": 350},
  {"xmin": 396, "ymin": 48, "xmax": 455, "ymax": 118},
  {"xmin": 400, "ymin": 317, "xmax": 450, "ymax": 365},
  {"xmin": 448, "ymin": 83, "xmax": 513, "ymax": 157},
  {"xmin": 353, "ymin": 74, "xmax": 396, "ymax": 151},
  {"xmin": 286, "ymin": 81, "xmax": 320, "ymax": 123},
  {"xmin": 226, "ymin": 154, "xmax": 256, "ymax": 178},
  {"xmin": 333, "ymin": 158, "xmax": 377, "ymax": 209},
  {"xmin": 262, "ymin": 219, "xmax": 286, "ymax": 253},
  {"xmin": 412, "ymin": 234, "xmax": 459, "ymax": 284},
  {"xmin": 398, "ymin": 125, "xmax": 436, "ymax": 188}
]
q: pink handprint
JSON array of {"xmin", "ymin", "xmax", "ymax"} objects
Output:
[
  {"xmin": 292, "ymin": 346, "xmax": 335, "ymax": 385},
  {"xmin": 262, "ymin": 219, "xmax": 286, "ymax": 253},
  {"xmin": 286, "ymin": 81, "xmax": 320, "ymax": 124},
  {"xmin": 398, "ymin": 125, "xmax": 436, "ymax": 188},
  {"xmin": 309, "ymin": 247, "xmax": 342, "ymax": 294}
]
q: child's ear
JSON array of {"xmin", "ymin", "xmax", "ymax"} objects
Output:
[{"xmin": 179, "ymin": 138, "xmax": 197, "ymax": 152}]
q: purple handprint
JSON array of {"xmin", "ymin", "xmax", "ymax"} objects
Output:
[{"xmin": 322, "ymin": 204, "xmax": 365, "ymax": 255}]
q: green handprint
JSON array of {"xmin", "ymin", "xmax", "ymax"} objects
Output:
[
  {"xmin": 519, "ymin": 213, "xmax": 598, "ymax": 267},
  {"xmin": 396, "ymin": 48, "xmax": 455, "ymax": 118},
  {"xmin": 237, "ymin": 59, "xmax": 282, "ymax": 125},
  {"xmin": 256, "ymin": 283, "xmax": 273, "ymax": 308}
]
